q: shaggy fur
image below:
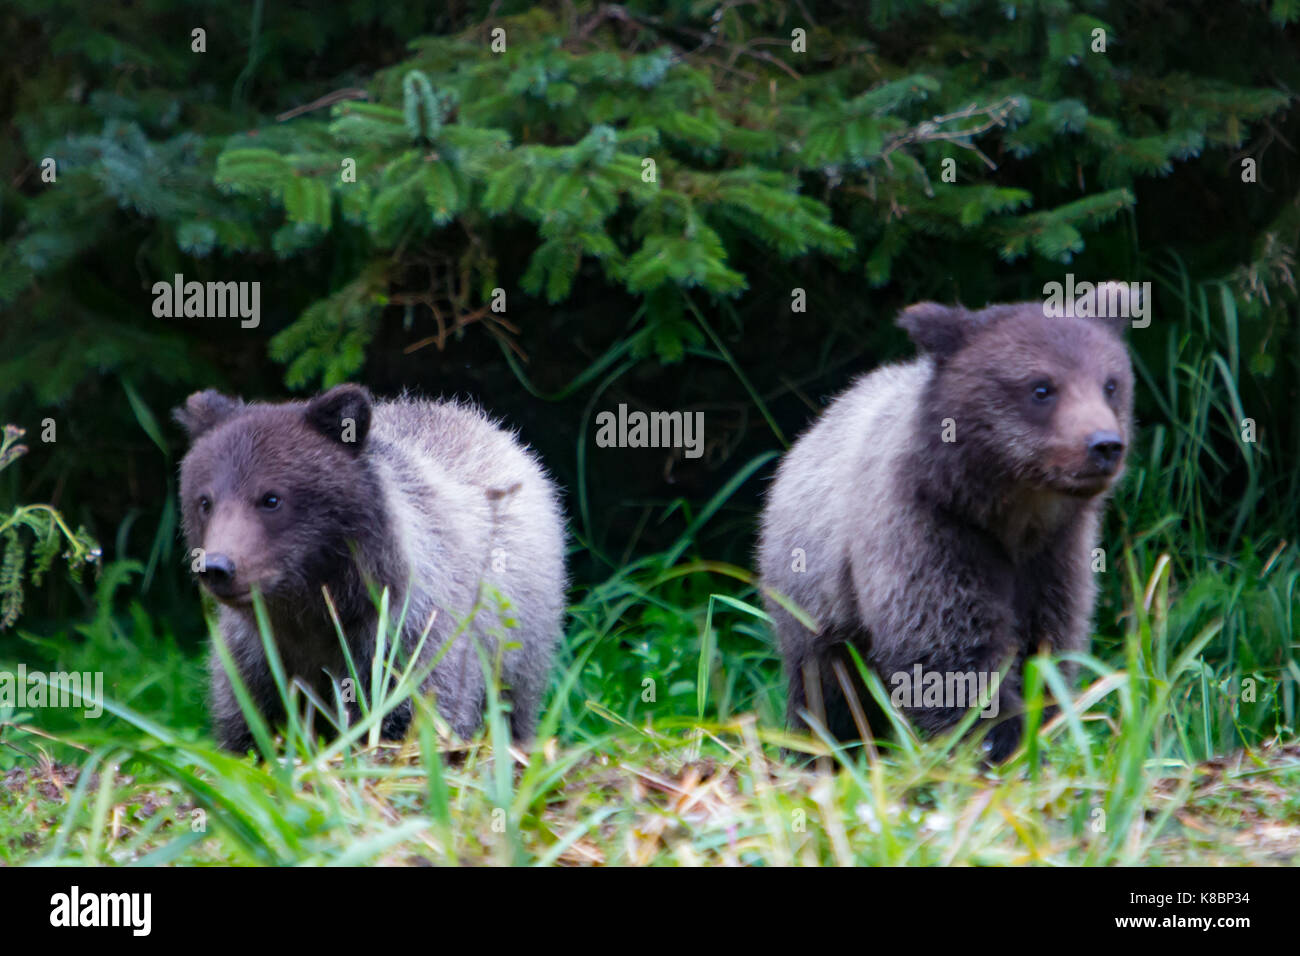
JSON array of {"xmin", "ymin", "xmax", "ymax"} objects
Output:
[
  {"xmin": 757, "ymin": 294, "xmax": 1135, "ymax": 761},
  {"xmin": 175, "ymin": 384, "xmax": 567, "ymax": 753}
]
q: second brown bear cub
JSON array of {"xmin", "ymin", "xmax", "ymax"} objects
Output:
[
  {"xmin": 758, "ymin": 294, "xmax": 1135, "ymax": 761},
  {"xmin": 175, "ymin": 385, "xmax": 566, "ymax": 753}
]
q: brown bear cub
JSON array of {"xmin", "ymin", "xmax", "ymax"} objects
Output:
[
  {"xmin": 758, "ymin": 292, "xmax": 1135, "ymax": 761},
  {"xmin": 175, "ymin": 384, "xmax": 567, "ymax": 753}
]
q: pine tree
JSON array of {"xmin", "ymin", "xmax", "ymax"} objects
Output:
[{"xmin": 4, "ymin": 1, "xmax": 1294, "ymax": 385}]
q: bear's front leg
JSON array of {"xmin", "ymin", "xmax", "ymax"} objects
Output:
[
  {"xmin": 209, "ymin": 655, "xmax": 282, "ymax": 754},
  {"xmin": 208, "ymin": 628, "xmax": 282, "ymax": 754},
  {"xmin": 379, "ymin": 698, "xmax": 413, "ymax": 741},
  {"xmin": 871, "ymin": 557, "xmax": 1024, "ymax": 760},
  {"xmin": 977, "ymin": 653, "xmax": 1027, "ymax": 763},
  {"xmin": 890, "ymin": 641, "xmax": 1025, "ymax": 759}
]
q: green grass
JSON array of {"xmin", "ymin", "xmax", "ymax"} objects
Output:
[
  {"xmin": 2, "ymin": 676, "xmax": 1298, "ymax": 866},
  {"xmin": 1, "ymin": 270, "xmax": 1297, "ymax": 866},
  {"xmin": 2, "ymin": 524, "xmax": 1296, "ymax": 866}
]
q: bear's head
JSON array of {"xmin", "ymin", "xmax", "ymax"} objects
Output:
[
  {"xmin": 898, "ymin": 283, "xmax": 1136, "ymax": 501},
  {"xmin": 174, "ymin": 384, "xmax": 382, "ymax": 609}
]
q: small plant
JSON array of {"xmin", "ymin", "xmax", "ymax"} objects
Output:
[{"xmin": 0, "ymin": 424, "xmax": 100, "ymax": 629}]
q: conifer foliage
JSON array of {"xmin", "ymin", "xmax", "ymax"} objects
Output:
[{"xmin": 2, "ymin": 1, "xmax": 1294, "ymax": 389}]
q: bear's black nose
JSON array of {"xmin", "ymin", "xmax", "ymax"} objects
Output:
[
  {"xmin": 1086, "ymin": 431, "xmax": 1125, "ymax": 473},
  {"xmin": 199, "ymin": 552, "xmax": 237, "ymax": 595}
]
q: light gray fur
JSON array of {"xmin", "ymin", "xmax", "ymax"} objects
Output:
[{"xmin": 368, "ymin": 396, "xmax": 567, "ymax": 739}]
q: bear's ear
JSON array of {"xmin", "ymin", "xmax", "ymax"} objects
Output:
[
  {"xmin": 173, "ymin": 390, "xmax": 243, "ymax": 441},
  {"xmin": 896, "ymin": 302, "xmax": 979, "ymax": 359},
  {"xmin": 1088, "ymin": 280, "xmax": 1140, "ymax": 339},
  {"xmin": 305, "ymin": 384, "xmax": 372, "ymax": 454}
]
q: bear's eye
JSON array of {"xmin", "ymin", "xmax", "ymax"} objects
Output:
[
  {"xmin": 258, "ymin": 493, "xmax": 282, "ymax": 511},
  {"xmin": 1030, "ymin": 381, "xmax": 1055, "ymax": 403},
  {"xmin": 198, "ymin": 496, "xmax": 212, "ymax": 517},
  {"xmin": 1104, "ymin": 378, "xmax": 1118, "ymax": 397}
]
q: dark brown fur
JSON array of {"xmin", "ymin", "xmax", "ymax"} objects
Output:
[
  {"xmin": 176, "ymin": 385, "xmax": 567, "ymax": 752},
  {"xmin": 757, "ymin": 294, "xmax": 1135, "ymax": 760}
]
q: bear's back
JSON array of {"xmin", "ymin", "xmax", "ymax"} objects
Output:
[
  {"xmin": 366, "ymin": 396, "xmax": 566, "ymax": 641},
  {"xmin": 372, "ymin": 397, "xmax": 544, "ymax": 493},
  {"xmin": 758, "ymin": 357, "xmax": 933, "ymax": 631}
]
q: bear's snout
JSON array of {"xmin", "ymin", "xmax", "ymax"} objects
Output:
[
  {"xmin": 1085, "ymin": 430, "xmax": 1125, "ymax": 474},
  {"xmin": 198, "ymin": 552, "xmax": 239, "ymax": 599}
]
